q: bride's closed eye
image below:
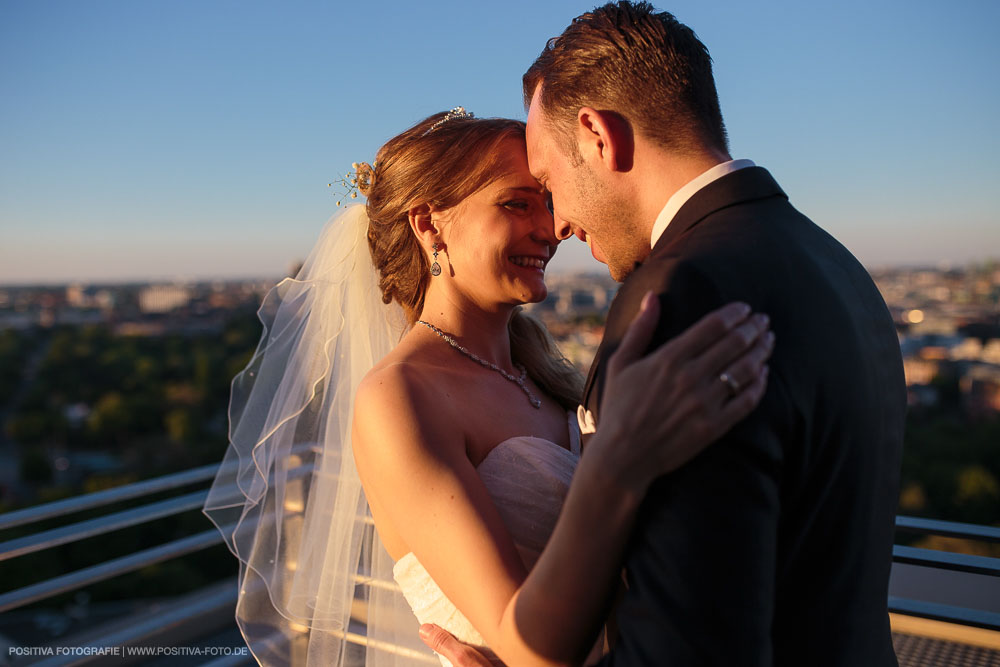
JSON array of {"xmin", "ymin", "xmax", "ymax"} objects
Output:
[{"xmin": 501, "ymin": 199, "xmax": 531, "ymax": 212}]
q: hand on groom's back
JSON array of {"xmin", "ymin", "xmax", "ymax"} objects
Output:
[{"xmin": 419, "ymin": 624, "xmax": 493, "ymax": 667}]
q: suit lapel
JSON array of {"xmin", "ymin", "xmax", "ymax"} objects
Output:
[
  {"xmin": 651, "ymin": 166, "xmax": 787, "ymax": 258},
  {"xmin": 581, "ymin": 167, "xmax": 787, "ymax": 433}
]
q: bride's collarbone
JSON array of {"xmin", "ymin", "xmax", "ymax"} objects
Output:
[
  {"xmin": 397, "ymin": 358, "xmax": 570, "ymax": 455},
  {"xmin": 456, "ymin": 383, "xmax": 571, "ymax": 463}
]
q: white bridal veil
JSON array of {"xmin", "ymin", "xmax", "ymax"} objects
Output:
[{"xmin": 203, "ymin": 206, "xmax": 438, "ymax": 665}]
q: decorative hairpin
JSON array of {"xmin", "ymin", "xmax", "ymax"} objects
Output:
[
  {"xmin": 422, "ymin": 107, "xmax": 475, "ymax": 136},
  {"xmin": 329, "ymin": 161, "xmax": 375, "ymax": 206}
]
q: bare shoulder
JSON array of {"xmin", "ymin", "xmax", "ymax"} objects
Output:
[
  {"xmin": 352, "ymin": 356, "xmax": 458, "ymax": 460},
  {"xmin": 355, "ymin": 359, "xmax": 423, "ymax": 414},
  {"xmin": 354, "ymin": 356, "xmax": 436, "ymax": 424}
]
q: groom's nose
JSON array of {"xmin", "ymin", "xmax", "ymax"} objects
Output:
[{"xmin": 552, "ymin": 214, "xmax": 573, "ymax": 241}]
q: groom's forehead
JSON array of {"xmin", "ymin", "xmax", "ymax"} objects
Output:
[
  {"xmin": 525, "ymin": 88, "xmax": 549, "ymax": 148},
  {"xmin": 525, "ymin": 101, "xmax": 560, "ymax": 176},
  {"xmin": 526, "ymin": 130, "xmax": 572, "ymax": 183}
]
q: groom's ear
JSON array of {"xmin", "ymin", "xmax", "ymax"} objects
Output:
[
  {"xmin": 576, "ymin": 107, "xmax": 634, "ymax": 173},
  {"xmin": 408, "ymin": 202, "xmax": 440, "ymax": 249}
]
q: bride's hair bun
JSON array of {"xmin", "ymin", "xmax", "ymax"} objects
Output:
[{"xmin": 354, "ymin": 162, "xmax": 376, "ymax": 198}]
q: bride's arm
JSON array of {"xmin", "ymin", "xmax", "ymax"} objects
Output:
[
  {"xmin": 353, "ymin": 297, "xmax": 771, "ymax": 666},
  {"xmin": 353, "ymin": 361, "xmax": 532, "ymax": 640}
]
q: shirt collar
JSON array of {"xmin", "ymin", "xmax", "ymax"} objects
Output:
[{"xmin": 650, "ymin": 159, "xmax": 756, "ymax": 248}]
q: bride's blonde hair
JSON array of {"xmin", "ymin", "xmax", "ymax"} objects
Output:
[{"xmin": 365, "ymin": 111, "xmax": 584, "ymax": 410}]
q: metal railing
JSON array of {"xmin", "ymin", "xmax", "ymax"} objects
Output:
[
  {"xmin": 1, "ymin": 462, "xmax": 998, "ymax": 664},
  {"xmin": 0, "ymin": 463, "xmax": 245, "ymax": 665},
  {"xmin": 889, "ymin": 516, "xmax": 1000, "ymax": 631}
]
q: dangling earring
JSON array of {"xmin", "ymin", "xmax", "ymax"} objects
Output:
[{"xmin": 430, "ymin": 243, "xmax": 442, "ymax": 276}]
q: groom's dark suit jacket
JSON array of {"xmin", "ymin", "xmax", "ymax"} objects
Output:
[{"xmin": 587, "ymin": 167, "xmax": 906, "ymax": 666}]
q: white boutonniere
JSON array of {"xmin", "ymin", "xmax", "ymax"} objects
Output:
[{"xmin": 577, "ymin": 404, "xmax": 597, "ymax": 435}]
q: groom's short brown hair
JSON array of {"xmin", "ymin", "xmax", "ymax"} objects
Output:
[{"xmin": 523, "ymin": 1, "xmax": 728, "ymax": 156}]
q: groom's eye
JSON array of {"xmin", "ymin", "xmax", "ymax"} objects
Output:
[
  {"xmin": 503, "ymin": 200, "xmax": 529, "ymax": 211},
  {"xmin": 545, "ymin": 194, "xmax": 554, "ymax": 216}
]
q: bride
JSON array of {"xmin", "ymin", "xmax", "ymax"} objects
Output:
[{"xmin": 204, "ymin": 109, "xmax": 771, "ymax": 666}]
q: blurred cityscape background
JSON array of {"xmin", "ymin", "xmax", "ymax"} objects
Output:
[
  {"xmin": 0, "ymin": 261, "xmax": 999, "ymax": 655},
  {"xmin": 2, "ymin": 0, "xmax": 998, "ymax": 660},
  {"xmin": 2, "ymin": 260, "xmax": 998, "ymax": 531}
]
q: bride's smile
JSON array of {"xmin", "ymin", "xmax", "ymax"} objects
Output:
[{"xmin": 428, "ymin": 138, "xmax": 558, "ymax": 310}]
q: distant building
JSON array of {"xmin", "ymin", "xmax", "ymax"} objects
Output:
[
  {"xmin": 138, "ymin": 285, "xmax": 191, "ymax": 313},
  {"xmin": 903, "ymin": 358, "xmax": 940, "ymax": 386},
  {"xmin": 66, "ymin": 284, "xmax": 113, "ymax": 309},
  {"xmin": 526, "ymin": 273, "xmax": 617, "ymax": 318}
]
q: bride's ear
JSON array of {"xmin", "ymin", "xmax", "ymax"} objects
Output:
[{"xmin": 408, "ymin": 202, "xmax": 440, "ymax": 250}]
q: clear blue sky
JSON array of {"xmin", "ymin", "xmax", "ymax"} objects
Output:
[{"xmin": 2, "ymin": 0, "xmax": 998, "ymax": 285}]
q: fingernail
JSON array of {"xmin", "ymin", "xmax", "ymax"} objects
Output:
[
  {"xmin": 736, "ymin": 302, "xmax": 751, "ymax": 317},
  {"xmin": 640, "ymin": 291, "xmax": 655, "ymax": 312},
  {"xmin": 756, "ymin": 313, "xmax": 770, "ymax": 327},
  {"xmin": 419, "ymin": 624, "xmax": 432, "ymax": 639},
  {"xmin": 766, "ymin": 331, "xmax": 776, "ymax": 346}
]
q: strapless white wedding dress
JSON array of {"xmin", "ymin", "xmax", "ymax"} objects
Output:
[{"xmin": 392, "ymin": 413, "xmax": 598, "ymax": 667}]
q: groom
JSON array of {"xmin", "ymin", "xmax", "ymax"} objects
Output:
[{"xmin": 425, "ymin": 2, "xmax": 906, "ymax": 664}]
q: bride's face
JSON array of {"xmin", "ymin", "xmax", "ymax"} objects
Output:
[{"xmin": 438, "ymin": 138, "xmax": 558, "ymax": 308}]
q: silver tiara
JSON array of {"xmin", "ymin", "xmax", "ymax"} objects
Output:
[{"xmin": 423, "ymin": 106, "xmax": 475, "ymax": 136}]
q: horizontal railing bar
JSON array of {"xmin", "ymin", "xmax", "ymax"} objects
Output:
[
  {"xmin": 30, "ymin": 581, "xmax": 240, "ymax": 667},
  {"xmin": 0, "ymin": 528, "xmax": 224, "ymax": 613},
  {"xmin": 0, "ymin": 490, "xmax": 209, "ymax": 562},
  {"xmin": 0, "ymin": 464, "xmax": 221, "ymax": 531},
  {"xmin": 889, "ymin": 596, "xmax": 1000, "ymax": 632},
  {"xmin": 896, "ymin": 515, "xmax": 1000, "ymax": 543},
  {"xmin": 201, "ymin": 623, "xmax": 438, "ymax": 667},
  {"xmin": 0, "ymin": 442, "xmax": 324, "ymax": 532},
  {"xmin": 353, "ymin": 574, "xmax": 401, "ymax": 593},
  {"xmin": 0, "ymin": 455, "xmax": 331, "ymax": 563},
  {"xmin": 347, "ymin": 629, "xmax": 439, "ymax": 663},
  {"xmin": 892, "ymin": 545, "xmax": 1000, "ymax": 577}
]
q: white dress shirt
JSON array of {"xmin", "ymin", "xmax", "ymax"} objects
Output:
[
  {"xmin": 578, "ymin": 159, "xmax": 757, "ymax": 437},
  {"xmin": 650, "ymin": 159, "xmax": 756, "ymax": 248}
]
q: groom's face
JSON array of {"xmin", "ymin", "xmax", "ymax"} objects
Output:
[{"xmin": 526, "ymin": 88, "xmax": 638, "ymax": 282}]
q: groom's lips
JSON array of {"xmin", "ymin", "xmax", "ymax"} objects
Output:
[{"xmin": 585, "ymin": 233, "xmax": 608, "ymax": 265}]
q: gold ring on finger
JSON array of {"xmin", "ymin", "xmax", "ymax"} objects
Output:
[{"xmin": 719, "ymin": 371, "xmax": 741, "ymax": 398}]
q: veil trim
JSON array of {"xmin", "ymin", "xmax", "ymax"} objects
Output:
[{"xmin": 204, "ymin": 206, "xmax": 436, "ymax": 665}]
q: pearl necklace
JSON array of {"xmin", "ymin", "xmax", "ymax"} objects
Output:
[{"xmin": 416, "ymin": 320, "xmax": 542, "ymax": 409}]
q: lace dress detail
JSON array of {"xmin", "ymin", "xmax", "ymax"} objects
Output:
[{"xmin": 392, "ymin": 414, "xmax": 594, "ymax": 667}]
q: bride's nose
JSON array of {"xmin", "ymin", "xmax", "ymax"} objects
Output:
[{"xmin": 530, "ymin": 209, "xmax": 561, "ymax": 247}]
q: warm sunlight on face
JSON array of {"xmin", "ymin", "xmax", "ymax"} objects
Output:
[
  {"xmin": 437, "ymin": 137, "xmax": 559, "ymax": 308},
  {"xmin": 526, "ymin": 88, "xmax": 637, "ymax": 282}
]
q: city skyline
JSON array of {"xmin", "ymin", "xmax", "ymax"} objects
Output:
[{"xmin": 2, "ymin": 0, "xmax": 998, "ymax": 285}]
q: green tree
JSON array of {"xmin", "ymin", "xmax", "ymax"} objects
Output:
[
  {"xmin": 164, "ymin": 408, "xmax": 198, "ymax": 443},
  {"xmin": 954, "ymin": 465, "xmax": 1000, "ymax": 525},
  {"xmin": 87, "ymin": 392, "xmax": 130, "ymax": 445},
  {"xmin": 6, "ymin": 409, "xmax": 65, "ymax": 445}
]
